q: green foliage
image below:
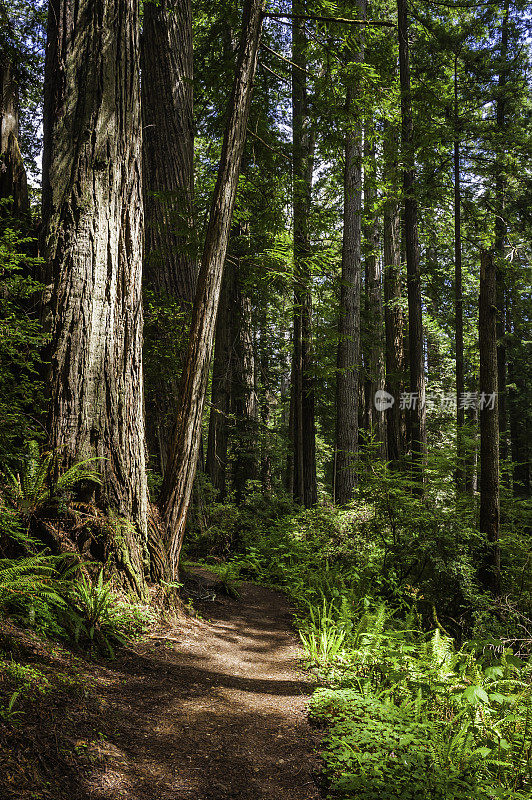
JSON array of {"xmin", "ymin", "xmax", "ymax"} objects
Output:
[
  {"xmin": 4, "ymin": 440, "xmax": 103, "ymax": 519},
  {"xmin": 0, "ymin": 214, "xmax": 46, "ymax": 464},
  {"xmin": 60, "ymin": 571, "xmax": 150, "ymax": 658}
]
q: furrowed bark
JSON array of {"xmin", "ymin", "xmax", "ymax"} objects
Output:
[
  {"xmin": 0, "ymin": 49, "xmax": 29, "ymax": 213},
  {"xmin": 141, "ymin": 0, "xmax": 196, "ymax": 474},
  {"xmin": 161, "ymin": 0, "xmax": 264, "ymax": 576},
  {"xmin": 43, "ymin": 0, "xmax": 148, "ymax": 593}
]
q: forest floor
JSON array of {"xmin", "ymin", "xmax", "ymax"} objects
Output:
[{"xmin": 0, "ymin": 568, "xmax": 322, "ymax": 800}]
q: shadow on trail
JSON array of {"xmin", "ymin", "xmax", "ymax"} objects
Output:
[{"xmin": 79, "ymin": 578, "xmax": 321, "ymax": 800}]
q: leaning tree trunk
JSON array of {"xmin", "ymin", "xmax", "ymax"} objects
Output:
[
  {"xmin": 160, "ymin": 0, "xmax": 264, "ymax": 576},
  {"xmin": 479, "ymin": 250, "xmax": 501, "ymax": 596},
  {"xmin": 383, "ymin": 120, "xmax": 405, "ymax": 466},
  {"xmin": 141, "ymin": 0, "xmax": 196, "ymax": 474},
  {"xmin": 291, "ymin": 0, "xmax": 317, "ymax": 508},
  {"xmin": 334, "ymin": 0, "xmax": 365, "ymax": 505},
  {"xmin": 42, "ymin": 0, "xmax": 148, "ymax": 595},
  {"xmin": 397, "ymin": 0, "xmax": 426, "ymax": 485}
]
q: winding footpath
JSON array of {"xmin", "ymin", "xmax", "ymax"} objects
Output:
[{"xmin": 83, "ymin": 572, "xmax": 322, "ymax": 800}]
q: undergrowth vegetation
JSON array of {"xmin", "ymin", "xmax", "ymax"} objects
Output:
[{"xmin": 185, "ymin": 456, "xmax": 532, "ymax": 799}]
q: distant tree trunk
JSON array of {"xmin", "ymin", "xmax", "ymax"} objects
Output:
[
  {"xmin": 291, "ymin": 0, "xmax": 317, "ymax": 507},
  {"xmin": 334, "ymin": 0, "xmax": 364, "ymax": 504},
  {"xmin": 259, "ymin": 322, "xmax": 273, "ymax": 495},
  {"xmin": 42, "ymin": 0, "xmax": 147, "ymax": 595},
  {"xmin": 397, "ymin": 0, "xmax": 426, "ymax": 483},
  {"xmin": 0, "ymin": 52, "xmax": 29, "ymax": 213},
  {"xmin": 454, "ymin": 56, "xmax": 466, "ymax": 492},
  {"xmin": 205, "ymin": 259, "xmax": 234, "ymax": 499},
  {"xmin": 507, "ymin": 289, "xmax": 530, "ymax": 497},
  {"xmin": 479, "ymin": 249, "xmax": 501, "ymax": 596},
  {"xmin": 383, "ymin": 120, "xmax": 404, "ymax": 465},
  {"xmin": 161, "ymin": 0, "xmax": 263, "ymax": 575},
  {"xmin": 232, "ymin": 262, "xmax": 259, "ymax": 504},
  {"xmin": 363, "ymin": 129, "xmax": 385, "ymax": 454},
  {"xmin": 142, "ymin": 0, "xmax": 196, "ymax": 473},
  {"xmin": 495, "ymin": 0, "xmax": 509, "ymax": 476}
]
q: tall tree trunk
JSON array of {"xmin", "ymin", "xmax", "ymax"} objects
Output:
[
  {"xmin": 291, "ymin": 0, "xmax": 317, "ymax": 507},
  {"xmin": 397, "ymin": 0, "xmax": 426, "ymax": 483},
  {"xmin": 507, "ymin": 288, "xmax": 530, "ymax": 497},
  {"xmin": 141, "ymin": 0, "xmax": 196, "ymax": 473},
  {"xmin": 42, "ymin": 0, "xmax": 148, "ymax": 594},
  {"xmin": 454, "ymin": 55, "xmax": 466, "ymax": 492},
  {"xmin": 495, "ymin": 0, "xmax": 509, "ymax": 476},
  {"xmin": 334, "ymin": 0, "xmax": 364, "ymax": 504},
  {"xmin": 232, "ymin": 262, "xmax": 259, "ymax": 504},
  {"xmin": 363, "ymin": 127, "xmax": 385, "ymax": 454},
  {"xmin": 479, "ymin": 249, "xmax": 501, "ymax": 596},
  {"xmin": 205, "ymin": 258, "xmax": 234, "ymax": 499},
  {"xmin": 0, "ymin": 50, "xmax": 29, "ymax": 214},
  {"xmin": 383, "ymin": 120, "xmax": 404, "ymax": 465},
  {"xmin": 160, "ymin": 0, "xmax": 263, "ymax": 575}
]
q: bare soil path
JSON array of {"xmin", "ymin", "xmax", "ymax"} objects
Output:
[{"xmin": 78, "ymin": 571, "xmax": 322, "ymax": 800}]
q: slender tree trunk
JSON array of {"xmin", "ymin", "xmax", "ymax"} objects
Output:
[
  {"xmin": 42, "ymin": 0, "xmax": 147, "ymax": 594},
  {"xmin": 495, "ymin": 0, "xmax": 509, "ymax": 476},
  {"xmin": 507, "ymin": 288, "xmax": 530, "ymax": 497},
  {"xmin": 454, "ymin": 55, "xmax": 466, "ymax": 492},
  {"xmin": 141, "ymin": 0, "xmax": 196, "ymax": 473},
  {"xmin": 0, "ymin": 52, "xmax": 28, "ymax": 213},
  {"xmin": 363, "ymin": 128, "xmax": 385, "ymax": 454},
  {"xmin": 160, "ymin": 0, "xmax": 263, "ymax": 575},
  {"xmin": 334, "ymin": 0, "xmax": 364, "ymax": 504},
  {"xmin": 205, "ymin": 259, "xmax": 234, "ymax": 499},
  {"xmin": 232, "ymin": 263, "xmax": 259, "ymax": 504},
  {"xmin": 291, "ymin": 0, "xmax": 317, "ymax": 507},
  {"xmin": 383, "ymin": 120, "xmax": 404, "ymax": 465},
  {"xmin": 397, "ymin": 0, "xmax": 426, "ymax": 483},
  {"xmin": 479, "ymin": 249, "xmax": 501, "ymax": 596}
]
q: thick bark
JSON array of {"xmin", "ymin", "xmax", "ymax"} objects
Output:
[
  {"xmin": 397, "ymin": 0, "xmax": 426, "ymax": 483},
  {"xmin": 363, "ymin": 129, "xmax": 385, "ymax": 454},
  {"xmin": 42, "ymin": 0, "xmax": 148, "ymax": 593},
  {"xmin": 291, "ymin": 0, "xmax": 317, "ymax": 507},
  {"xmin": 334, "ymin": 0, "xmax": 364, "ymax": 504},
  {"xmin": 160, "ymin": 0, "xmax": 263, "ymax": 575},
  {"xmin": 383, "ymin": 120, "xmax": 405, "ymax": 465},
  {"xmin": 479, "ymin": 250, "xmax": 501, "ymax": 596},
  {"xmin": 205, "ymin": 259, "xmax": 234, "ymax": 500},
  {"xmin": 141, "ymin": 0, "xmax": 196, "ymax": 473},
  {"xmin": 0, "ymin": 55, "xmax": 29, "ymax": 213}
]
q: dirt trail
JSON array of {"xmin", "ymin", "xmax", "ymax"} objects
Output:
[{"xmin": 80, "ymin": 572, "xmax": 321, "ymax": 800}]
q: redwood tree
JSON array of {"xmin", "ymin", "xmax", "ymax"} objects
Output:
[
  {"xmin": 43, "ymin": 0, "xmax": 148, "ymax": 593},
  {"xmin": 161, "ymin": 0, "xmax": 264, "ymax": 575},
  {"xmin": 141, "ymin": 0, "xmax": 197, "ymax": 473}
]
